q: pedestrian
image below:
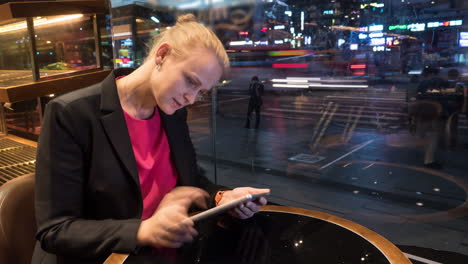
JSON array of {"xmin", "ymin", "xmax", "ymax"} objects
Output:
[
  {"xmin": 244, "ymin": 76, "xmax": 264, "ymax": 129},
  {"xmin": 33, "ymin": 14, "xmax": 269, "ymax": 264}
]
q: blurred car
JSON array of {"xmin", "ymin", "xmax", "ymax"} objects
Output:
[
  {"xmin": 41, "ymin": 62, "xmax": 73, "ymax": 71},
  {"xmin": 422, "ymin": 62, "xmax": 468, "ymax": 81}
]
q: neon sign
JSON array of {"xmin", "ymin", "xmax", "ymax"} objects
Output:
[
  {"xmin": 389, "ymin": 24, "xmax": 407, "ymax": 30},
  {"xmin": 368, "ymin": 25, "xmax": 383, "ymax": 31},
  {"xmin": 360, "ymin": 3, "xmax": 384, "ymax": 9},
  {"xmin": 407, "ymin": 23, "xmax": 425, "ymax": 32}
]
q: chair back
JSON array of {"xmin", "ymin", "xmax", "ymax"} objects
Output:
[{"xmin": 0, "ymin": 174, "xmax": 36, "ymax": 264}]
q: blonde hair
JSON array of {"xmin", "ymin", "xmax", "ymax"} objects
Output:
[{"xmin": 147, "ymin": 14, "xmax": 229, "ymax": 71}]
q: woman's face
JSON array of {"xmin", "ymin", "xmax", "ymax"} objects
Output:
[{"xmin": 150, "ymin": 47, "xmax": 223, "ymax": 115}]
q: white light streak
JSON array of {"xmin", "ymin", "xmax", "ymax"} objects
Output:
[
  {"xmin": 151, "ymin": 16, "xmax": 160, "ymax": 23},
  {"xmin": 0, "ymin": 14, "xmax": 83, "ymax": 34},
  {"xmin": 178, "ymin": 0, "xmax": 202, "ymax": 9},
  {"xmin": 273, "ymin": 84, "xmax": 309, "ymax": 88},
  {"xmin": 301, "ymin": 12, "xmax": 304, "ymax": 31},
  {"xmin": 271, "ymin": 79, "xmax": 308, "ymax": 83},
  {"xmin": 229, "ymin": 40, "xmax": 253, "ymax": 46}
]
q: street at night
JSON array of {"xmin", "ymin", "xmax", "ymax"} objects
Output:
[{"xmin": 187, "ymin": 70, "xmax": 468, "ymax": 256}]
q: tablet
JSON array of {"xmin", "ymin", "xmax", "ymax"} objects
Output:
[{"xmin": 190, "ymin": 191, "xmax": 270, "ymax": 222}]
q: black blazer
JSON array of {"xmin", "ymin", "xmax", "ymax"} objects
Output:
[{"xmin": 33, "ymin": 69, "xmax": 222, "ymax": 264}]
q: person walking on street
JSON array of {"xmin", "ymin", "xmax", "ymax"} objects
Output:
[{"xmin": 245, "ymin": 76, "xmax": 264, "ymax": 129}]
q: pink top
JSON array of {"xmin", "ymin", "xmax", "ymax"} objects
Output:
[{"xmin": 123, "ymin": 109, "xmax": 178, "ymax": 220}]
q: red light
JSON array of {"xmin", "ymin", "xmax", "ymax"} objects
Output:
[
  {"xmin": 272, "ymin": 63, "xmax": 309, "ymax": 69},
  {"xmin": 239, "ymin": 31, "xmax": 249, "ymax": 35},
  {"xmin": 443, "ymin": 21, "xmax": 450, "ymax": 26},
  {"xmin": 350, "ymin": 64, "xmax": 366, "ymax": 69},
  {"xmin": 260, "ymin": 27, "xmax": 268, "ymax": 32},
  {"xmin": 353, "ymin": 71, "xmax": 366, "ymax": 75}
]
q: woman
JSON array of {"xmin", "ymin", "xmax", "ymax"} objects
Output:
[{"xmin": 33, "ymin": 14, "xmax": 268, "ymax": 264}]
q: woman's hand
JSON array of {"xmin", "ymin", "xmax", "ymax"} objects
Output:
[
  {"xmin": 136, "ymin": 186, "xmax": 209, "ymax": 248},
  {"xmin": 217, "ymin": 187, "xmax": 270, "ymax": 219}
]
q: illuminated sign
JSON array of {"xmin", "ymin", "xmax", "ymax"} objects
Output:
[
  {"xmin": 122, "ymin": 39, "xmax": 133, "ymax": 46},
  {"xmin": 285, "ymin": 11, "xmax": 292, "ymax": 16},
  {"xmin": 254, "ymin": 40, "xmax": 268, "ymax": 45},
  {"xmin": 386, "ymin": 37, "xmax": 394, "ymax": 45},
  {"xmin": 460, "ymin": 32, "xmax": 468, "ymax": 47},
  {"xmin": 373, "ymin": 46, "xmax": 385, "ymax": 52},
  {"xmin": 274, "ymin": 25, "xmax": 285, "ymax": 30},
  {"xmin": 460, "ymin": 39, "xmax": 468, "ymax": 47},
  {"xmin": 360, "ymin": 3, "xmax": 384, "ymax": 9},
  {"xmin": 389, "ymin": 24, "xmax": 407, "ymax": 30},
  {"xmin": 338, "ymin": 39, "xmax": 345, "ymax": 47},
  {"xmin": 427, "ymin": 22, "xmax": 441, "ymax": 28},
  {"xmin": 239, "ymin": 31, "xmax": 249, "ymax": 35},
  {"xmin": 427, "ymin": 20, "xmax": 462, "ymax": 28},
  {"xmin": 407, "ymin": 23, "xmax": 425, "ymax": 32},
  {"xmin": 323, "ymin": 10, "xmax": 334, "ymax": 15},
  {"xmin": 370, "ymin": 37, "xmax": 385, "ymax": 46},
  {"xmin": 369, "ymin": 32, "xmax": 383, "ymax": 38},
  {"xmin": 358, "ymin": 33, "xmax": 368, "ymax": 39},
  {"xmin": 350, "ymin": 44, "xmax": 358, "ymax": 50},
  {"xmin": 368, "ymin": 25, "xmax": 383, "ymax": 31}
]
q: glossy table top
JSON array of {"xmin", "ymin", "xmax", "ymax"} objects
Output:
[{"xmin": 105, "ymin": 205, "xmax": 410, "ymax": 264}]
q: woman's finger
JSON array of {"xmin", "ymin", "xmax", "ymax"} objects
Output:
[
  {"xmin": 230, "ymin": 207, "xmax": 247, "ymax": 219},
  {"xmin": 244, "ymin": 201, "xmax": 260, "ymax": 212}
]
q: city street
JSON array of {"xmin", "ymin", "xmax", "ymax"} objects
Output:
[{"xmin": 186, "ymin": 74, "xmax": 468, "ymax": 257}]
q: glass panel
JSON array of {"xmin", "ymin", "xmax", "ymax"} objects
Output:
[
  {"xmin": 110, "ymin": 0, "xmax": 468, "ymax": 262},
  {"xmin": 4, "ymin": 98, "xmax": 40, "ymax": 140},
  {"xmin": 100, "ymin": 14, "xmax": 115, "ymax": 69},
  {"xmin": 0, "ymin": 18, "xmax": 33, "ymax": 87},
  {"xmin": 33, "ymin": 14, "xmax": 97, "ymax": 78}
]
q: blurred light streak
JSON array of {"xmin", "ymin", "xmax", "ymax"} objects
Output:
[
  {"xmin": 269, "ymin": 50, "xmax": 310, "ymax": 56},
  {"xmin": 272, "ymin": 84, "xmax": 309, "ymax": 88},
  {"xmin": 272, "ymin": 63, "xmax": 309, "ymax": 68}
]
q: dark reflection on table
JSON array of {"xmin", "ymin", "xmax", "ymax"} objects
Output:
[{"xmin": 124, "ymin": 211, "xmax": 390, "ymax": 264}]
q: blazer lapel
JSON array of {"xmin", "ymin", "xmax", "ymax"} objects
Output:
[{"xmin": 99, "ymin": 69, "xmax": 140, "ymax": 187}]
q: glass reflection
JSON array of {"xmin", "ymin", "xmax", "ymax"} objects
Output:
[
  {"xmin": 124, "ymin": 212, "xmax": 390, "ymax": 264},
  {"xmin": 33, "ymin": 14, "xmax": 97, "ymax": 78},
  {"xmin": 109, "ymin": 0, "xmax": 468, "ymax": 260},
  {"xmin": 0, "ymin": 18, "xmax": 33, "ymax": 87}
]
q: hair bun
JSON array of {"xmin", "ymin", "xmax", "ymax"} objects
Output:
[{"xmin": 176, "ymin": 14, "xmax": 197, "ymax": 24}]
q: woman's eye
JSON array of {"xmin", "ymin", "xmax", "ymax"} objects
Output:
[{"xmin": 186, "ymin": 76, "xmax": 196, "ymax": 86}]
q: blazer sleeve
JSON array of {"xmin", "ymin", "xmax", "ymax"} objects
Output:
[{"xmin": 35, "ymin": 99, "xmax": 141, "ymax": 259}]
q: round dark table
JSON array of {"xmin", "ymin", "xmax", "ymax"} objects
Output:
[{"xmin": 104, "ymin": 205, "xmax": 410, "ymax": 264}]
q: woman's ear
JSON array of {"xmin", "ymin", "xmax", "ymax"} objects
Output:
[{"xmin": 155, "ymin": 43, "xmax": 171, "ymax": 64}]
